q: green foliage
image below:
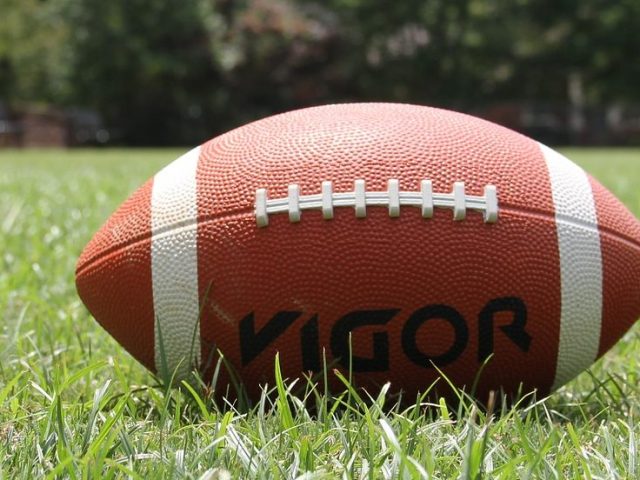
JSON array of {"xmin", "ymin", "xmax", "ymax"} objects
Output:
[
  {"xmin": 0, "ymin": 148, "xmax": 639, "ymax": 477},
  {"xmin": 64, "ymin": 0, "xmax": 221, "ymax": 145},
  {"xmin": 0, "ymin": 0, "xmax": 72, "ymax": 103},
  {"xmin": 1, "ymin": 0, "xmax": 639, "ymax": 144}
]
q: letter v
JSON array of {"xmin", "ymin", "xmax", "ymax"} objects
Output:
[{"xmin": 239, "ymin": 311, "xmax": 302, "ymax": 365}]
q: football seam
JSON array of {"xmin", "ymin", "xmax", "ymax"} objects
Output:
[
  {"xmin": 76, "ymin": 203, "xmax": 640, "ymax": 277},
  {"xmin": 255, "ymin": 179, "xmax": 499, "ymax": 226}
]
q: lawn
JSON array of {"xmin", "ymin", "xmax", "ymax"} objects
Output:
[{"xmin": 1, "ymin": 148, "xmax": 639, "ymax": 479}]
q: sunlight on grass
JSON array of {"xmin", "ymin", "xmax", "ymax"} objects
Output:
[{"xmin": 0, "ymin": 148, "xmax": 638, "ymax": 478}]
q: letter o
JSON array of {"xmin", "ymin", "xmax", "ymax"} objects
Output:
[{"xmin": 401, "ymin": 305, "xmax": 469, "ymax": 367}]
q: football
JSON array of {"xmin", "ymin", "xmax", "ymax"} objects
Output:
[{"xmin": 76, "ymin": 103, "xmax": 640, "ymax": 400}]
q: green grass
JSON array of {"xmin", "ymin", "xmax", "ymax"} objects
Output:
[{"xmin": 1, "ymin": 147, "xmax": 639, "ymax": 479}]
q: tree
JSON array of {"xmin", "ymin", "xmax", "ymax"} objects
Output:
[
  {"xmin": 66, "ymin": 0, "xmax": 219, "ymax": 145},
  {"xmin": 0, "ymin": 0, "xmax": 71, "ymax": 104},
  {"xmin": 1, "ymin": 0, "xmax": 638, "ymax": 144}
]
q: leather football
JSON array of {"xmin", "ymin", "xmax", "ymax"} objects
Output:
[{"xmin": 76, "ymin": 103, "xmax": 640, "ymax": 399}]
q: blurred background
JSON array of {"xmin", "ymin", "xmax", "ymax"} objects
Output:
[{"xmin": 1, "ymin": 0, "xmax": 639, "ymax": 148}]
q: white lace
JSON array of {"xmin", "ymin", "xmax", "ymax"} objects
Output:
[{"xmin": 255, "ymin": 179, "xmax": 498, "ymax": 227}]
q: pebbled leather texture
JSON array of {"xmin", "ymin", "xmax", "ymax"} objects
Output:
[{"xmin": 76, "ymin": 103, "xmax": 640, "ymax": 400}]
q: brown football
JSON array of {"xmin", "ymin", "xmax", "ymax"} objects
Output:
[{"xmin": 76, "ymin": 103, "xmax": 640, "ymax": 399}]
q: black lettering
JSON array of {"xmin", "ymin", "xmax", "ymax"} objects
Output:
[
  {"xmin": 478, "ymin": 297, "xmax": 531, "ymax": 361},
  {"xmin": 330, "ymin": 309, "xmax": 399, "ymax": 371},
  {"xmin": 239, "ymin": 311, "xmax": 301, "ymax": 365},
  {"xmin": 402, "ymin": 305, "xmax": 468, "ymax": 367},
  {"xmin": 300, "ymin": 314, "xmax": 320, "ymax": 372}
]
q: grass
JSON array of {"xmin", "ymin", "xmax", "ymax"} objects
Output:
[{"xmin": 0, "ymin": 147, "xmax": 639, "ymax": 479}]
